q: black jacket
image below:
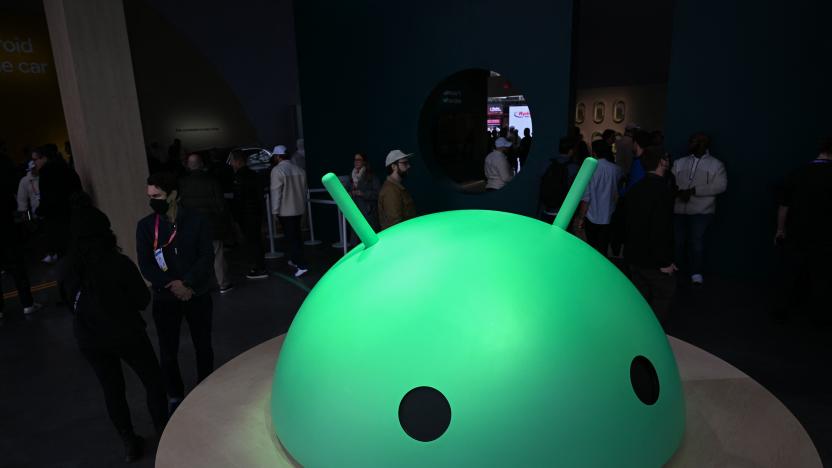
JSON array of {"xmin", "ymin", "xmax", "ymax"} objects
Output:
[
  {"xmin": 60, "ymin": 252, "xmax": 150, "ymax": 348},
  {"xmin": 781, "ymin": 159, "xmax": 832, "ymax": 250},
  {"xmin": 179, "ymin": 170, "xmax": 232, "ymax": 241},
  {"xmin": 624, "ymin": 173, "xmax": 675, "ymax": 269},
  {"xmin": 136, "ymin": 206, "xmax": 214, "ymax": 300},
  {"xmin": 231, "ymin": 166, "xmax": 265, "ymax": 222},
  {"xmin": 37, "ymin": 159, "xmax": 82, "ymax": 218}
]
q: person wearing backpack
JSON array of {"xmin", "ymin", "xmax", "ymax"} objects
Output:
[{"xmin": 539, "ymin": 137, "xmax": 578, "ymax": 214}]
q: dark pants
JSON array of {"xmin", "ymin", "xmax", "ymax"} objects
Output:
[
  {"xmin": 152, "ymin": 294, "xmax": 214, "ymax": 399},
  {"xmin": 778, "ymin": 244, "xmax": 831, "ymax": 319},
  {"xmin": 79, "ymin": 333, "xmax": 169, "ymax": 437},
  {"xmin": 629, "ymin": 265, "xmax": 677, "ymax": 321},
  {"xmin": 0, "ymin": 242, "xmax": 34, "ymax": 312},
  {"xmin": 674, "ymin": 214, "xmax": 713, "ymax": 275},
  {"xmin": 585, "ymin": 220, "xmax": 612, "ymax": 256},
  {"xmin": 46, "ymin": 215, "xmax": 70, "ymax": 256},
  {"xmin": 609, "ymin": 199, "xmax": 627, "ymax": 257},
  {"xmin": 279, "ymin": 215, "xmax": 306, "ymax": 269},
  {"xmin": 241, "ymin": 216, "xmax": 265, "ymax": 270}
]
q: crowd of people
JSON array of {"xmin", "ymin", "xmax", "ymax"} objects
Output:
[
  {"xmin": 0, "ymin": 135, "xmax": 428, "ymax": 462},
  {"xmin": 539, "ymin": 126, "xmax": 729, "ymax": 320},
  {"xmin": 539, "ymin": 127, "xmax": 830, "ymax": 325},
  {"xmin": 2, "ymin": 126, "xmax": 829, "ymax": 462},
  {"xmin": 483, "ymin": 126, "xmax": 533, "ymax": 190}
]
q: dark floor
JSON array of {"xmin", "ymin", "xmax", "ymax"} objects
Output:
[{"xmin": 1, "ymin": 236, "xmax": 830, "ymax": 467}]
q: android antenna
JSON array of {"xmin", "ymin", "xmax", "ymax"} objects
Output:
[
  {"xmin": 322, "ymin": 172, "xmax": 379, "ymax": 248},
  {"xmin": 553, "ymin": 157, "xmax": 598, "ymax": 231}
]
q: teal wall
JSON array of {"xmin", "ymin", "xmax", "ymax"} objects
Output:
[
  {"xmin": 295, "ymin": 0, "xmax": 575, "ymax": 216},
  {"xmin": 664, "ymin": 0, "xmax": 832, "ymax": 275}
]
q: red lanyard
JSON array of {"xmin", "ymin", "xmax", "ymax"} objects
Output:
[{"xmin": 153, "ymin": 215, "xmax": 177, "ymax": 251}]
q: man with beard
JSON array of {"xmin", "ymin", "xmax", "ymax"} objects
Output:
[
  {"xmin": 378, "ymin": 150, "xmax": 416, "ymax": 230},
  {"xmin": 672, "ymin": 132, "xmax": 727, "ymax": 285}
]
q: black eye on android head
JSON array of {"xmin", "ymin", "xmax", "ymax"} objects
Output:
[
  {"xmin": 399, "ymin": 386, "xmax": 451, "ymax": 442},
  {"xmin": 630, "ymin": 355, "xmax": 660, "ymax": 405}
]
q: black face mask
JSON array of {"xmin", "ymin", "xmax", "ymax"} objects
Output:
[{"xmin": 150, "ymin": 198, "xmax": 169, "ymax": 215}]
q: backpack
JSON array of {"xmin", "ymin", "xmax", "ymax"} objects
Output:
[{"xmin": 540, "ymin": 159, "xmax": 570, "ymax": 209}]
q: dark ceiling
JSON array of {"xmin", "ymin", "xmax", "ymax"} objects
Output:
[{"xmin": 574, "ymin": 0, "xmax": 676, "ymax": 88}]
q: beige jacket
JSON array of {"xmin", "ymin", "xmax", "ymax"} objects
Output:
[{"xmin": 270, "ymin": 160, "xmax": 307, "ymax": 216}]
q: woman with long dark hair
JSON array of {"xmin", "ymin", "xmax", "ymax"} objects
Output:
[{"xmin": 60, "ymin": 195, "xmax": 168, "ymax": 463}]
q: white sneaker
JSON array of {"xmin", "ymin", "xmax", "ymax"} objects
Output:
[
  {"xmin": 41, "ymin": 254, "xmax": 57, "ymax": 264},
  {"xmin": 288, "ymin": 260, "xmax": 297, "ymax": 268},
  {"xmin": 24, "ymin": 303, "xmax": 43, "ymax": 315},
  {"xmin": 294, "ymin": 268, "xmax": 308, "ymax": 278},
  {"xmin": 691, "ymin": 274, "xmax": 704, "ymax": 285}
]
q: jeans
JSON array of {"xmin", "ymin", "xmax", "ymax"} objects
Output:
[
  {"xmin": 279, "ymin": 215, "xmax": 307, "ymax": 269},
  {"xmin": 674, "ymin": 214, "xmax": 713, "ymax": 275},
  {"xmin": 79, "ymin": 333, "xmax": 169, "ymax": 436},
  {"xmin": 152, "ymin": 294, "xmax": 214, "ymax": 399},
  {"xmin": 241, "ymin": 216, "xmax": 265, "ymax": 270}
]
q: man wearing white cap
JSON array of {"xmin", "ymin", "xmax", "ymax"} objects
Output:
[
  {"xmin": 272, "ymin": 145, "xmax": 288, "ymax": 165},
  {"xmin": 270, "ymin": 145, "xmax": 309, "ymax": 277},
  {"xmin": 378, "ymin": 149, "xmax": 416, "ymax": 230},
  {"xmin": 484, "ymin": 137, "xmax": 514, "ymax": 191}
]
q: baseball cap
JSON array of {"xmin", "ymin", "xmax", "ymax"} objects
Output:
[
  {"xmin": 272, "ymin": 145, "xmax": 287, "ymax": 155},
  {"xmin": 495, "ymin": 137, "xmax": 512, "ymax": 149},
  {"xmin": 385, "ymin": 149, "xmax": 414, "ymax": 167}
]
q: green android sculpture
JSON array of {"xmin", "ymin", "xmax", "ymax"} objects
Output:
[{"xmin": 271, "ymin": 157, "xmax": 685, "ymax": 467}]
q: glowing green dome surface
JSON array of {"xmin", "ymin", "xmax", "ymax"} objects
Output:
[{"xmin": 271, "ymin": 209, "xmax": 685, "ymax": 467}]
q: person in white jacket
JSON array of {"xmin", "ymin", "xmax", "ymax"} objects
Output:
[
  {"xmin": 671, "ymin": 132, "xmax": 727, "ymax": 285},
  {"xmin": 484, "ymin": 137, "xmax": 514, "ymax": 190},
  {"xmin": 17, "ymin": 161, "xmax": 41, "ymax": 216},
  {"xmin": 270, "ymin": 146, "xmax": 309, "ymax": 277}
]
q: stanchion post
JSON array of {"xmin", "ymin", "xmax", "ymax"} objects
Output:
[
  {"xmin": 331, "ymin": 207, "xmax": 344, "ymax": 249},
  {"xmin": 304, "ymin": 189, "xmax": 322, "ymax": 246},
  {"xmin": 264, "ymin": 192, "xmax": 284, "ymax": 259}
]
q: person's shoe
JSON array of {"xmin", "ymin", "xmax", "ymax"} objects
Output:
[
  {"xmin": 246, "ymin": 269, "xmax": 269, "ymax": 280},
  {"xmin": 294, "ymin": 267, "xmax": 308, "ymax": 278},
  {"xmin": 288, "ymin": 260, "xmax": 297, "ymax": 268},
  {"xmin": 122, "ymin": 434, "xmax": 145, "ymax": 463},
  {"xmin": 23, "ymin": 303, "xmax": 43, "ymax": 315},
  {"xmin": 41, "ymin": 254, "xmax": 57, "ymax": 264},
  {"xmin": 168, "ymin": 397, "xmax": 183, "ymax": 416},
  {"xmin": 219, "ymin": 284, "xmax": 234, "ymax": 294},
  {"xmin": 691, "ymin": 274, "xmax": 704, "ymax": 285}
]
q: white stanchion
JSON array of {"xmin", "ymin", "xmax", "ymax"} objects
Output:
[
  {"xmin": 304, "ymin": 189, "xmax": 322, "ymax": 246},
  {"xmin": 263, "ymin": 193, "xmax": 284, "ymax": 260},
  {"xmin": 331, "ymin": 208, "xmax": 347, "ymax": 250}
]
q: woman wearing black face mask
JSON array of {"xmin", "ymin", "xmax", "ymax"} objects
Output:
[{"xmin": 59, "ymin": 193, "xmax": 168, "ymax": 463}]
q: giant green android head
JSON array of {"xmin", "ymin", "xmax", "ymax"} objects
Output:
[{"xmin": 271, "ymin": 158, "xmax": 685, "ymax": 467}]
